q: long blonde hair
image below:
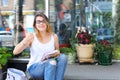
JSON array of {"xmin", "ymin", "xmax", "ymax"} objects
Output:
[{"xmin": 33, "ymin": 13, "xmax": 53, "ymax": 38}]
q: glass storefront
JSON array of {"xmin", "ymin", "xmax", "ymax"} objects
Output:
[
  {"xmin": 49, "ymin": 0, "xmax": 76, "ymax": 46},
  {"xmin": 48, "ymin": 0, "xmax": 114, "ymax": 45}
]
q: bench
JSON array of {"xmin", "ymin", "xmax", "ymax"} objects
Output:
[{"xmin": 8, "ymin": 58, "xmax": 44, "ymax": 80}]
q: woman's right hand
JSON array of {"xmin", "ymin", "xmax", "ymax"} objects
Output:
[
  {"xmin": 13, "ymin": 33, "xmax": 34, "ymax": 55},
  {"xmin": 24, "ymin": 33, "xmax": 34, "ymax": 42}
]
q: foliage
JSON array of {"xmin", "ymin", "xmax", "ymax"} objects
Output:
[
  {"xmin": 95, "ymin": 40, "xmax": 113, "ymax": 54},
  {"xmin": 21, "ymin": 50, "xmax": 30, "ymax": 58},
  {"xmin": 112, "ymin": 45, "xmax": 120, "ymax": 60},
  {"xmin": 114, "ymin": 0, "xmax": 120, "ymax": 44},
  {"xmin": 36, "ymin": 0, "xmax": 45, "ymax": 10},
  {"xmin": 60, "ymin": 47, "xmax": 75, "ymax": 55},
  {"xmin": 102, "ymin": 12, "xmax": 112, "ymax": 28},
  {"xmin": 60, "ymin": 47, "xmax": 76, "ymax": 64},
  {"xmin": 0, "ymin": 47, "xmax": 13, "ymax": 65}
]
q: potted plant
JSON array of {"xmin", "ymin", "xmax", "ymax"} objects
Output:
[
  {"xmin": 95, "ymin": 40, "xmax": 113, "ymax": 65},
  {"xmin": 0, "ymin": 47, "xmax": 13, "ymax": 80},
  {"xmin": 75, "ymin": 27, "xmax": 96, "ymax": 63},
  {"xmin": 0, "ymin": 47, "xmax": 13, "ymax": 69},
  {"xmin": 60, "ymin": 47, "xmax": 76, "ymax": 64}
]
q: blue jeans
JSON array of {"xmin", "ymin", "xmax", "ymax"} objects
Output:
[{"xmin": 27, "ymin": 54, "xmax": 68, "ymax": 80}]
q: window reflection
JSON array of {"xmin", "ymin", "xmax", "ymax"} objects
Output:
[{"xmin": 2, "ymin": 0, "xmax": 9, "ymax": 6}]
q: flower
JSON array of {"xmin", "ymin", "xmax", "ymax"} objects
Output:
[
  {"xmin": 76, "ymin": 31, "xmax": 96, "ymax": 44},
  {"xmin": 95, "ymin": 40, "xmax": 113, "ymax": 54},
  {"xmin": 77, "ymin": 32, "xmax": 90, "ymax": 44}
]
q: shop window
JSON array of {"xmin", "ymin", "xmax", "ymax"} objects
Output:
[
  {"xmin": 76, "ymin": 0, "xmax": 80, "ymax": 5},
  {"xmin": 2, "ymin": 0, "xmax": 9, "ymax": 7},
  {"xmin": 22, "ymin": 0, "xmax": 25, "ymax": 6},
  {"xmin": 99, "ymin": 0, "xmax": 105, "ymax": 1}
]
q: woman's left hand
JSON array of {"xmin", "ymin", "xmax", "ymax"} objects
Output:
[{"xmin": 42, "ymin": 54, "xmax": 53, "ymax": 61}]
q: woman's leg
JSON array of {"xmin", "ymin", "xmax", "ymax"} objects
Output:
[
  {"xmin": 27, "ymin": 62, "xmax": 45, "ymax": 79},
  {"xmin": 44, "ymin": 59, "xmax": 57, "ymax": 80},
  {"xmin": 56, "ymin": 54, "xmax": 68, "ymax": 80}
]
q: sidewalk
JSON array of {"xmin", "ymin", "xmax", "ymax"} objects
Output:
[
  {"xmin": 0, "ymin": 62, "xmax": 120, "ymax": 80},
  {"xmin": 64, "ymin": 62, "xmax": 120, "ymax": 80}
]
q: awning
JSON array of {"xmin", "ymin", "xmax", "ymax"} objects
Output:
[{"xmin": 1, "ymin": 10, "xmax": 35, "ymax": 16}]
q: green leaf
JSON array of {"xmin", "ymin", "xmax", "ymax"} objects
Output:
[
  {"xmin": 60, "ymin": 47, "xmax": 74, "ymax": 55},
  {"xmin": 0, "ymin": 56, "xmax": 7, "ymax": 65}
]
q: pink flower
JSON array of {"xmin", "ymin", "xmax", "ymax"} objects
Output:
[
  {"xmin": 85, "ymin": 39, "xmax": 90, "ymax": 44},
  {"xmin": 77, "ymin": 31, "xmax": 95, "ymax": 44}
]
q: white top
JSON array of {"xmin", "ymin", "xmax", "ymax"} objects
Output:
[{"xmin": 27, "ymin": 33, "xmax": 55, "ymax": 69}]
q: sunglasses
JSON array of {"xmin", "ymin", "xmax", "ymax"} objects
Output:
[{"xmin": 36, "ymin": 20, "xmax": 46, "ymax": 24}]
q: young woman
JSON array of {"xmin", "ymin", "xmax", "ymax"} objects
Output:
[{"xmin": 13, "ymin": 13, "xmax": 68, "ymax": 80}]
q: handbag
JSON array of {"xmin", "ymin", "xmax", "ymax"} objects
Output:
[{"xmin": 5, "ymin": 68, "xmax": 27, "ymax": 80}]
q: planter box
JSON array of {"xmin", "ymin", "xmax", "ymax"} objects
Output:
[
  {"xmin": 98, "ymin": 51, "xmax": 112, "ymax": 66},
  {"xmin": 75, "ymin": 44, "xmax": 95, "ymax": 63}
]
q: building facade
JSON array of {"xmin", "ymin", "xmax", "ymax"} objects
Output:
[
  {"xmin": 0, "ymin": 0, "xmax": 113, "ymax": 34},
  {"xmin": 0, "ymin": 0, "xmax": 35, "ymax": 33}
]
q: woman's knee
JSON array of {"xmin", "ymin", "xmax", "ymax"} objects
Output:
[
  {"xmin": 58, "ymin": 54, "xmax": 68, "ymax": 61},
  {"xmin": 49, "ymin": 59, "xmax": 57, "ymax": 65},
  {"xmin": 46, "ymin": 59, "xmax": 57, "ymax": 66}
]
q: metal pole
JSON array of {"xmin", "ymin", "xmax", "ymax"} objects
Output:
[
  {"xmin": 112, "ymin": 0, "xmax": 117, "ymax": 37},
  {"xmin": 0, "ymin": 9, "xmax": 3, "ymax": 27},
  {"xmin": 89, "ymin": 0, "xmax": 93, "ymax": 28},
  {"xmin": 14, "ymin": 0, "xmax": 23, "ymax": 45},
  {"xmin": 14, "ymin": 0, "xmax": 19, "ymax": 45},
  {"xmin": 80, "ymin": 0, "xmax": 86, "ymax": 27},
  {"xmin": 71, "ymin": 0, "xmax": 76, "ymax": 40},
  {"xmin": 45, "ymin": 0, "xmax": 49, "ymax": 17}
]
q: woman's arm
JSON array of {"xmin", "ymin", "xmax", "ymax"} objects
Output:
[
  {"xmin": 48, "ymin": 34, "xmax": 60, "ymax": 57},
  {"xmin": 54, "ymin": 33, "xmax": 60, "ymax": 55},
  {"xmin": 13, "ymin": 33, "xmax": 34, "ymax": 55}
]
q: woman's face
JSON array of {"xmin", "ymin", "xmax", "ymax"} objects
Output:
[{"xmin": 36, "ymin": 16, "xmax": 47, "ymax": 32}]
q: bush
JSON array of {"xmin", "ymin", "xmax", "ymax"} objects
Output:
[{"xmin": 0, "ymin": 47, "xmax": 13, "ymax": 65}]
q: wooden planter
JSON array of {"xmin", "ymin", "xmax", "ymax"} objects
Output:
[{"xmin": 75, "ymin": 44, "xmax": 95, "ymax": 63}]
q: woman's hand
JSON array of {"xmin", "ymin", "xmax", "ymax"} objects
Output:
[
  {"xmin": 42, "ymin": 50, "xmax": 60, "ymax": 61},
  {"xmin": 42, "ymin": 54, "xmax": 53, "ymax": 61},
  {"xmin": 13, "ymin": 33, "xmax": 34, "ymax": 55},
  {"xmin": 24, "ymin": 33, "xmax": 34, "ymax": 42}
]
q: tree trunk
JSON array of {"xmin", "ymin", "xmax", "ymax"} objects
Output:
[{"xmin": 112, "ymin": 0, "xmax": 120, "ymax": 44}]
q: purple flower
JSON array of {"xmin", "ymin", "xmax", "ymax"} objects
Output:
[{"xmin": 77, "ymin": 32, "xmax": 94, "ymax": 44}]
